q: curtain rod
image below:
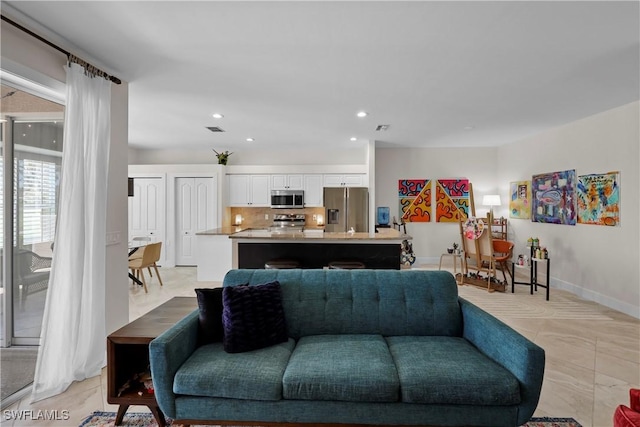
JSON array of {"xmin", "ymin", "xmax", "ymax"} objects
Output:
[{"xmin": 1, "ymin": 14, "xmax": 122, "ymax": 85}]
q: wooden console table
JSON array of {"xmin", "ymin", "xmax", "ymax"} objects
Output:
[{"xmin": 107, "ymin": 297, "xmax": 198, "ymax": 426}]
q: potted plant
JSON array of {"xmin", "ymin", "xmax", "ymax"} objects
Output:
[{"xmin": 213, "ymin": 149, "xmax": 233, "ymax": 165}]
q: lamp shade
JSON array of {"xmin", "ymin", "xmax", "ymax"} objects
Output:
[{"xmin": 482, "ymin": 195, "xmax": 501, "ymax": 206}]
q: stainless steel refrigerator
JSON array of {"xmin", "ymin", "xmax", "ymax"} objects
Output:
[{"xmin": 323, "ymin": 187, "xmax": 369, "ymax": 232}]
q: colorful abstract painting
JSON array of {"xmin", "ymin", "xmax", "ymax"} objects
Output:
[
  {"xmin": 435, "ymin": 178, "xmax": 470, "ymax": 222},
  {"xmin": 398, "ymin": 179, "xmax": 431, "ymax": 222},
  {"xmin": 509, "ymin": 181, "xmax": 532, "ymax": 219},
  {"xmin": 577, "ymin": 171, "xmax": 620, "ymax": 226},
  {"xmin": 532, "ymin": 170, "xmax": 576, "ymax": 225}
]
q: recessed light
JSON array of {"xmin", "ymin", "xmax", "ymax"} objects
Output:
[
  {"xmin": 463, "ymin": 125, "xmax": 475, "ymax": 131},
  {"xmin": 246, "ymin": 137, "xmax": 254, "ymax": 142},
  {"xmin": 356, "ymin": 111, "xmax": 368, "ymax": 118},
  {"xmin": 212, "ymin": 113, "xmax": 224, "ymax": 119},
  {"xmin": 350, "ymin": 137, "xmax": 357, "ymax": 141}
]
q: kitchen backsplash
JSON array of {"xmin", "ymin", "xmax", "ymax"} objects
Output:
[{"xmin": 230, "ymin": 207, "xmax": 325, "ymax": 229}]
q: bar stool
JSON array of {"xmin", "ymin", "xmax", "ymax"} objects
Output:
[
  {"xmin": 328, "ymin": 260, "xmax": 365, "ymax": 270},
  {"xmin": 264, "ymin": 259, "xmax": 301, "ymax": 269}
]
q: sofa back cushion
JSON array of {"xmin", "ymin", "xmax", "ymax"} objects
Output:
[{"xmin": 222, "ymin": 269, "xmax": 462, "ymax": 338}]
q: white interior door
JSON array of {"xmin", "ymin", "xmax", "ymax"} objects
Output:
[
  {"xmin": 129, "ymin": 177, "xmax": 165, "ymax": 243},
  {"xmin": 176, "ymin": 177, "xmax": 216, "ymax": 266}
]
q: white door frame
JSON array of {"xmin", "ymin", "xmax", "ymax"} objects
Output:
[{"xmin": 167, "ymin": 172, "xmax": 218, "ymax": 268}]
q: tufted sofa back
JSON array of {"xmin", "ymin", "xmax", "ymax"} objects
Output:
[{"xmin": 222, "ymin": 269, "xmax": 462, "ymax": 339}]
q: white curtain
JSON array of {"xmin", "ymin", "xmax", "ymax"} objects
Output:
[{"xmin": 32, "ymin": 63, "xmax": 111, "ymax": 402}]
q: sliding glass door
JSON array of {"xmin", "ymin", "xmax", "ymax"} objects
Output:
[{"xmin": 0, "ymin": 83, "xmax": 64, "ymax": 402}]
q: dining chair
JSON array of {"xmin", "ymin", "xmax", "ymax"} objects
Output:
[
  {"xmin": 128, "ymin": 236, "xmax": 151, "ymax": 260},
  {"xmin": 128, "ymin": 242, "xmax": 163, "ymax": 293},
  {"xmin": 492, "ymin": 239, "xmax": 515, "ymax": 283},
  {"xmin": 145, "ymin": 242, "xmax": 164, "ymax": 286}
]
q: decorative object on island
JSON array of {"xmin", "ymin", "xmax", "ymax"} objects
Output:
[
  {"xmin": 532, "ymin": 169, "xmax": 576, "ymax": 225},
  {"xmin": 510, "ymin": 180, "xmax": 532, "ymax": 219},
  {"xmin": 212, "ymin": 149, "xmax": 232, "ymax": 165},
  {"xmin": 577, "ymin": 171, "xmax": 620, "ymax": 226},
  {"xmin": 399, "ymin": 179, "xmax": 431, "ymax": 222}
]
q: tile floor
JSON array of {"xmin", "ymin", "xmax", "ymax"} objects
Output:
[{"xmin": 2, "ymin": 264, "xmax": 639, "ymax": 427}]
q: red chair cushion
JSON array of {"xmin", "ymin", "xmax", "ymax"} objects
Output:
[{"xmin": 615, "ymin": 404, "xmax": 640, "ymax": 427}]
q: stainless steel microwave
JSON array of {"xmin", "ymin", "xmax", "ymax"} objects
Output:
[{"xmin": 270, "ymin": 190, "xmax": 304, "ymax": 208}]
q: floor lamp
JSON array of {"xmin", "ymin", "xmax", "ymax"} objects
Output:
[{"xmin": 482, "ymin": 194, "xmax": 501, "ymax": 220}]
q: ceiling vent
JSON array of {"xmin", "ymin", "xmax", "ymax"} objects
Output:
[
  {"xmin": 375, "ymin": 124, "xmax": 390, "ymax": 131},
  {"xmin": 206, "ymin": 126, "xmax": 225, "ymax": 132}
]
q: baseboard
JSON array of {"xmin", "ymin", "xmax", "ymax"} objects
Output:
[
  {"xmin": 413, "ymin": 256, "xmax": 640, "ymax": 319},
  {"xmin": 551, "ymin": 276, "xmax": 640, "ymax": 319}
]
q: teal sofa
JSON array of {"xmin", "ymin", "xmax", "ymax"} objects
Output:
[{"xmin": 149, "ymin": 269, "xmax": 545, "ymax": 427}]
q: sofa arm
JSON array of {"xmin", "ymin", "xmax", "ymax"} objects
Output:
[
  {"xmin": 460, "ymin": 298, "xmax": 545, "ymax": 426},
  {"xmin": 149, "ymin": 309, "xmax": 199, "ymax": 418}
]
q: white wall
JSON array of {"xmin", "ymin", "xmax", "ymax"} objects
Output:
[
  {"xmin": 2, "ymin": 14, "xmax": 130, "ymax": 333},
  {"xmin": 129, "ymin": 146, "xmax": 368, "ymax": 165},
  {"xmin": 497, "ymin": 101, "xmax": 639, "ymax": 318},
  {"xmin": 375, "ymin": 103, "xmax": 639, "ymax": 318},
  {"xmin": 375, "ymin": 147, "xmax": 499, "ymax": 259}
]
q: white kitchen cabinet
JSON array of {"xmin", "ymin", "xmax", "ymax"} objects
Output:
[
  {"xmin": 228, "ymin": 174, "xmax": 270, "ymax": 206},
  {"xmin": 271, "ymin": 174, "xmax": 304, "ymax": 190},
  {"xmin": 323, "ymin": 174, "xmax": 366, "ymax": 187},
  {"xmin": 303, "ymin": 174, "xmax": 323, "ymax": 207}
]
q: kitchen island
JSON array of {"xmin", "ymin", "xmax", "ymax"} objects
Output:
[
  {"xmin": 196, "ymin": 226, "xmax": 245, "ymax": 281},
  {"xmin": 230, "ymin": 228, "xmax": 411, "ymax": 270}
]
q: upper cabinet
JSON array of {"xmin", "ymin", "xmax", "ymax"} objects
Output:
[
  {"xmin": 323, "ymin": 174, "xmax": 365, "ymax": 187},
  {"xmin": 271, "ymin": 174, "xmax": 304, "ymax": 190},
  {"xmin": 227, "ymin": 171, "xmax": 368, "ymax": 207},
  {"xmin": 228, "ymin": 174, "xmax": 270, "ymax": 207},
  {"xmin": 303, "ymin": 174, "xmax": 323, "ymax": 207}
]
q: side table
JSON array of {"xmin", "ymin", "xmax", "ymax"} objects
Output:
[
  {"xmin": 511, "ymin": 256, "xmax": 550, "ymax": 301},
  {"xmin": 439, "ymin": 252, "xmax": 464, "ymax": 285},
  {"xmin": 107, "ymin": 296, "xmax": 198, "ymax": 426}
]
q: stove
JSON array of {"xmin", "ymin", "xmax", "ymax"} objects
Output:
[{"xmin": 271, "ymin": 214, "xmax": 306, "ymax": 233}]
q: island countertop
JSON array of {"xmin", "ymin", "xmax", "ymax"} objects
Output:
[
  {"xmin": 229, "ymin": 227, "xmax": 411, "ymax": 242},
  {"xmin": 196, "ymin": 226, "xmax": 246, "ymax": 236}
]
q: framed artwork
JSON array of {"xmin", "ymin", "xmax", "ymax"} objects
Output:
[
  {"xmin": 399, "ymin": 179, "xmax": 431, "ymax": 222},
  {"xmin": 435, "ymin": 178, "xmax": 470, "ymax": 222},
  {"xmin": 509, "ymin": 181, "xmax": 531, "ymax": 219},
  {"xmin": 577, "ymin": 171, "xmax": 620, "ymax": 226},
  {"xmin": 531, "ymin": 169, "xmax": 576, "ymax": 225}
]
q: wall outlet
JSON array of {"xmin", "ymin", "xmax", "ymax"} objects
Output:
[{"xmin": 265, "ymin": 214, "xmax": 269, "ymax": 220}]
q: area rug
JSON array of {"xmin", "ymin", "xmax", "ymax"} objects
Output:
[{"xmin": 79, "ymin": 411, "xmax": 583, "ymax": 427}]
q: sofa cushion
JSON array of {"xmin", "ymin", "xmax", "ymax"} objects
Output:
[
  {"xmin": 173, "ymin": 338, "xmax": 296, "ymax": 401},
  {"xmin": 195, "ymin": 288, "xmax": 224, "ymax": 344},
  {"xmin": 386, "ymin": 336, "xmax": 521, "ymax": 406},
  {"xmin": 222, "ymin": 281, "xmax": 288, "ymax": 353},
  {"xmin": 283, "ymin": 334, "xmax": 399, "ymax": 402},
  {"xmin": 223, "ymin": 269, "xmax": 463, "ymax": 339}
]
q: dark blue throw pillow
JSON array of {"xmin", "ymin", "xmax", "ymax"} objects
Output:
[
  {"xmin": 222, "ymin": 281, "xmax": 288, "ymax": 353},
  {"xmin": 195, "ymin": 287, "xmax": 224, "ymax": 345}
]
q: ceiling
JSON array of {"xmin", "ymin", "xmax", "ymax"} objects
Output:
[{"xmin": 4, "ymin": 1, "xmax": 639, "ymax": 152}]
